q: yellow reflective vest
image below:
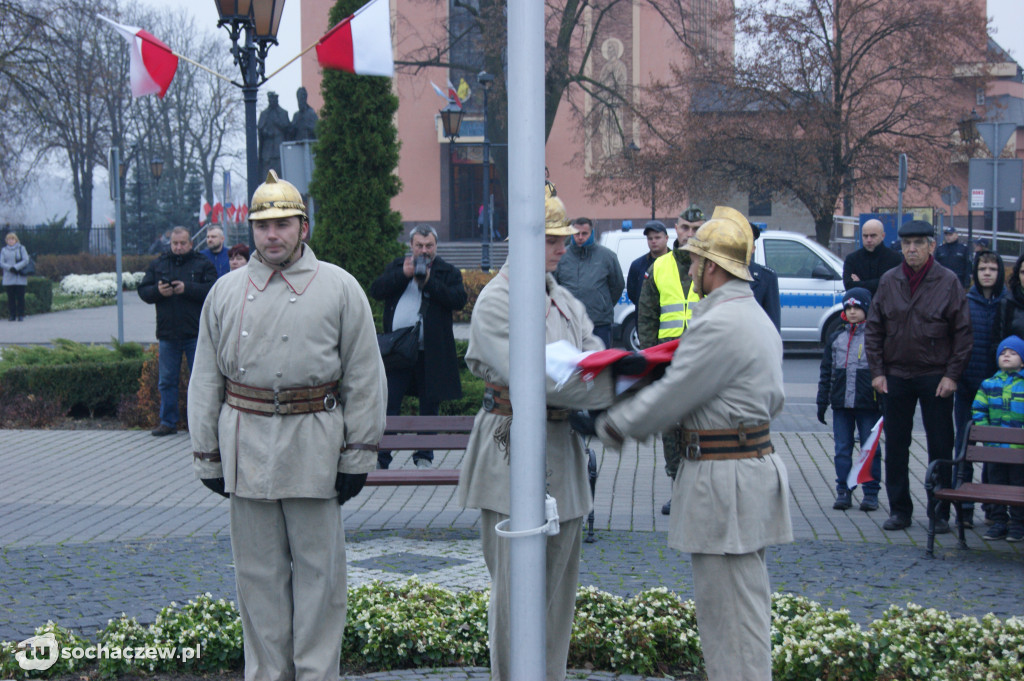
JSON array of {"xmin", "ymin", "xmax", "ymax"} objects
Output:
[{"xmin": 652, "ymin": 252, "xmax": 699, "ymax": 339}]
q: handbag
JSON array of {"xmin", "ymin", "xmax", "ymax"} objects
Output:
[
  {"xmin": 377, "ymin": 322, "xmax": 420, "ymax": 371},
  {"xmin": 17, "ymin": 246, "xmax": 34, "ymax": 276},
  {"xmin": 376, "ymin": 292, "xmax": 428, "ymax": 371}
]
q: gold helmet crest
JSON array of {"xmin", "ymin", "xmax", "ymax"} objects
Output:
[
  {"xmin": 248, "ymin": 170, "xmax": 307, "ymax": 222},
  {"xmin": 683, "ymin": 206, "xmax": 754, "ymax": 281}
]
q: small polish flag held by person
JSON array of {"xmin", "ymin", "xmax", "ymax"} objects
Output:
[
  {"xmin": 847, "ymin": 416, "xmax": 884, "ymax": 490},
  {"xmin": 98, "ymin": 15, "xmax": 178, "ymax": 98},
  {"xmin": 315, "ymin": 0, "xmax": 394, "ymax": 77}
]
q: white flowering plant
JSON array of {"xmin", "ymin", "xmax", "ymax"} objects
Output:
[
  {"xmin": 59, "ymin": 272, "xmax": 146, "ymax": 298},
  {"xmin": 1, "ymin": 587, "xmax": 1021, "ymax": 680}
]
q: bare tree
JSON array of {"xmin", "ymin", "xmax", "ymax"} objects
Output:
[
  {"xmin": 0, "ymin": 1, "xmax": 48, "ymax": 202},
  {"xmin": 592, "ymin": 0, "xmax": 990, "ymax": 244}
]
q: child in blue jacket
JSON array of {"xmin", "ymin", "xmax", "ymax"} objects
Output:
[
  {"xmin": 972, "ymin": 334, "xmax": 1024, "ymax": 541},
  {"xmin": 817, "ymin": 288, "xmax": 882, "ymax": 511}
]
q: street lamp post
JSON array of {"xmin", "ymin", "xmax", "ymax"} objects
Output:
[
  {"xmin": 478, "ymin": 71, "xmax": 494, "ymax": 271},
  {"xmin": 440, "ymin": 102, "xmax": 465, "ymax": 240},
  {"xmin": 214, "ymin": 0, "xmax": 286, "ymax": 219}
]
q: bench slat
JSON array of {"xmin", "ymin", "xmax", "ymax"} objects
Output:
[
  {"xmin": 967, "ymin": 424, "xmax": 1024, "ymax": 446},
  {"xmin": 385, "ymin": 415, "xmax": 476, "ymax": 433},
  {"xmin": 965, "ymin": 444, "xmax": 1024, "ymax": 465},
  {"xmin": 934, "ymin": 483, "xmax": 1024, "ymax": 507},
  {"xmin": 365, "ymin": 469, "xmax": 460, "ymax": 486},
  {"xmin": 379, "ymin": 434, "xmax": 471, "ymax": 450}
]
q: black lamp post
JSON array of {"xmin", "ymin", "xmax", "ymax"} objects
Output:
[
  {"xmin": 478, "ymin": 71, "xmax": 495, "ymax": 270},
  {"xmin": 214, "ymin": 0, "xmax": 286, "ymax": 213},
  {"xmin": 440, "ymin": 102, "xmax": 465, "ymax": 239}
]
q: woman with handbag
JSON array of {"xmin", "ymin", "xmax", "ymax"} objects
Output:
[{"xmin": 1, "ymin": 232, "xmax": 31, "ymax": 321}]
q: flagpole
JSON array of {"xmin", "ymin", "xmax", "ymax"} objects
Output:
[
  {"xmin": 262, "ymin": 40, "xmax": 320, "ymax": 83},
  {"xmin": 170, "ymin": 51, "xmax": 237, "ymax": 86}
]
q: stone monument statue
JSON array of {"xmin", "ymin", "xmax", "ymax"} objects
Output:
[
  {"xmin": 291, "ymin": 87, "xmax": 319, "ymax": 141},
  {"xmin": 258, "ymin": 91, "xmax": 291, "ymax": 177}
]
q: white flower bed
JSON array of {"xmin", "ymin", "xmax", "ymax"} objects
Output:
[{"xmin": 59, "ymin": 272, "xmax": 146, "ymax": 297}]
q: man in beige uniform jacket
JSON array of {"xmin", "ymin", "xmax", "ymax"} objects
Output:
[
  {"xmin": 594, "ymin": 207, "xmax": 793, "ymax": 681},
  {"xmin": 457, "ymin": 196, "xmax": 614, "ymax": 681},
  {"xmin": 188, "ymin": 171, "xmax": 386, "ymax": 681}
]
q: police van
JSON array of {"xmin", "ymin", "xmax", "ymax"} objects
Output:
[{"xmin": 600, "ymin": 228, "xmax": 846, "ymax": 349}]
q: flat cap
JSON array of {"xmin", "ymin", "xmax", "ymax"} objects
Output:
[{"xmin": 898, "ymin": 219, "xmax": 935, "ymax": 238}]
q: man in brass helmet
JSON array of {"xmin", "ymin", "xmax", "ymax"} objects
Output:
[
  {"xmin": 457, "ymin": 195, "xmax": 618, "ymax": 681},
  {"xmin": 188, "ymin": 170, "xmax": 387, "ymax": 681},
  {"xmin": 593, "ymin": 206, "xmax": 793, "ymax": 681},
  {"xmin": 637, "ymin": 203, "xmax": 704, "ymax": 515}
]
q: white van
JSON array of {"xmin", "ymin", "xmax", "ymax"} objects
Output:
[{"xmin": 600, "ymin": 228, "xmax": 846, "ymax": 349}]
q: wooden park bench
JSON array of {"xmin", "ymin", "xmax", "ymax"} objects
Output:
[
  {"xmin": 925, "ymin": 423, "xmax": 1024, "ymax": 556},
  {"xmin": 365, "ymin": 414, "xmax": 601, "ymax": 542}
]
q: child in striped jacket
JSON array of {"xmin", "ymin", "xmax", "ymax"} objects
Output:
[{"xmin": 972, "ymin": 334, "xmax": 1024, "ymax": 541}]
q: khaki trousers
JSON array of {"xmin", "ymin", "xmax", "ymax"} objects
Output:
[
  {"xmin": 230, "ymin": 496, "xmax": 348, "ymax": 681},
  {"xmin": 691, "ymin": 550, "xmax": 772, "ymax": 681},
  {"xmin": 480, "ymin": 509, "xmax": 583, "ymax": 681}
]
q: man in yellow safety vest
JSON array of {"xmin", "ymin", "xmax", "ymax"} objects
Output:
[{"xmin": 637, "ymin": 203, "xmax": 705, "ymax": 514}]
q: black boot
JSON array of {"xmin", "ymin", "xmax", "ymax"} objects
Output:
[{"xmin": 833, "ymin": 489, "xmax": 852, "ymax": 510}]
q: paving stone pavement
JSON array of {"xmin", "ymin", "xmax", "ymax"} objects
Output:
[{"xmin": 2, "ymin": 309, "xmax": 1022, "ymax": 678}]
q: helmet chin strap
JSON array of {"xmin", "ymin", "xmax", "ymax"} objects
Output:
[
  {"xmin": 692, "ymin": 255, "xmax": 708, "ymax": 298},
  {"xmin": 255, "ymin": 241, "xmax": 304, "ymax": 270}
]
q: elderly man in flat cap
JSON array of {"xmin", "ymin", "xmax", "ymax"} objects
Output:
[{"xmin": 864, "ymin": 219, "xmax": 972, "ymax": 533}]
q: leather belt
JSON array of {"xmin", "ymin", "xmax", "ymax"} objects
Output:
[
  {"xmin": 482, "ymin": 382, "xmax": 569, "ymax": 421},
  {"xmin": 225, "ymin": 379, "xmax": 339, "ymax": 416},
  {"xmin": 682, "ymin": 423, "xmax": 773, "ymax": 461}
]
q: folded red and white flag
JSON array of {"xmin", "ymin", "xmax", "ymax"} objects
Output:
[
  {"xmin": 546, "ymin": 339, "xmax": 680, "ymax": 394},
  {"xmin": 316, "ymin": 0, "xmax": 394, "ymax": 77},
  {"xmin": 98, "ymin": 15, "xmax": 178, "ymax": 98},
  {"xmin": 847, "ymin": 416, "xmax": 884, "ymax": 490}
]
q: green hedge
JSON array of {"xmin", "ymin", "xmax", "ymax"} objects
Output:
[
  {"xmin": 0, "ymin": 277, "xmax": 53, "ymax": 315},
  {"xmin": 0, "ymin": 340, "xmax": 147, "ymax": 415}
]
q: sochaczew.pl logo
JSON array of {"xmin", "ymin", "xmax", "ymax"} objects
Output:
[{"xmin": 13, "ymin": 633, "xmax": 202, "ymax": 670}]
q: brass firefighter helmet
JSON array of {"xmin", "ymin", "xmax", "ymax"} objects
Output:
[
  {"xmin": 683, "ymin": 206, "xmax": 754, "ymax": 281},
  {"xmin": 545, "ymin": 196, "xmax": 578, "ymax": 237},
  {"xmin": 248, "ymin": 170, "xmax": 307, "ymax": 222}
]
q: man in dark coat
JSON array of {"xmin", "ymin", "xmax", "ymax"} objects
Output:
[
  {"xmin": 865, "ymin": 220, "xmax": 972, "ymax": 534},
  {"xmin": 138, "ymin": 226, "xmax": 218, "ymax": 436},
  {"xmin": 749, "ymin": 223, "xmax": 781, "ymax": 331},
  {"xmin": 843, "ymin": 218, "xmax": 902, "ymax": 295},
  {"xmin": 370, "ymin": 224, "xmax": 468, "ymax": 469},
  {"xmin": 626, "ymin": 220, "xmax": 670, "ymax": 305},
  {"xmin": 935, "ymin": 226, "xmax": 971, "ymax": 287}
]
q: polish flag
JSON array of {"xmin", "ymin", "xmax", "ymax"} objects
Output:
[
  {"xmin": 546, "ymin": 339, "xmax": 680, "ymax": 394},
  {"xmin": 315, "ymin": 0, "xmax": 394, "ymax": 77},
  {"xmin": 199, "ymin": 195, "xmax": 212, "ymax": 226},
  {"xmin": 847, "ymin": 417, "xmax": 884, "ymax": 490},
  {"xmin": 237, "ymin": 203, "xmax": 248, "ymax": 222},
  {"xmin": 224, "ymin": 202, "xmax": 236, "ymax": 222},
  {"xmin": 210, "ymin": 192, "xmax": 224, "ymax": 224},
  {"xmin": 98, "ymin": 15, "xmax": 178, "ymax": 98}
]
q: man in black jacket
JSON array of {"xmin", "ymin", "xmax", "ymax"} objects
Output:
[
  {"xmin": 842, "ymin": 219, "xmax": 902, "ymax": 295},
  {"xmin": 370, "ymin": 225, "xmax": 467, "ymax": 469},
  {"xmin": 138, "ymin": 226, "xmax": 218, "ymax": 436},
  {"xmin": 935, "ymin": 226, "xmax": 970, "ymax": 287}
]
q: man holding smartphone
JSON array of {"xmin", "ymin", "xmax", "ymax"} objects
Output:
[{"xmin": 138, "ymin": 226, "xmax": 218, "ymax": 436}]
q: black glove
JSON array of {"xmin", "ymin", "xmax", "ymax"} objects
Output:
[
  {"xmin": 611, "ymin": 352, "xmax": 648, "ymax": 377},
  {"xmin": 569, "ymin": 410, "xmax": 601, "ymax": 436},
  {"xmin": 336, "ymin": 473, "xmax": 368, "ymax": 506},
  {"xmin": 817, "ymin": 404, "xmax": 828, "ymax": 425},
  {"xmin": 202, "ymin": 477, "xmax": 229, "ymax": 498}
]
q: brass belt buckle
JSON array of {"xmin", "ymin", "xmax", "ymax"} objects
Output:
[
  {"xmin": 482, "ymin": 387, "xmax": 496, "ymax": 412},
  {"xmin": 324, "ymin": 393, "xmax": 338, "ymax": 411},
  {"xmin": 684, "ymin": 431, "xmax": 701, "ymax": 460},
  {"xmin": 273, "ymin": 389, "xmax": 281, "ymax": 415}
]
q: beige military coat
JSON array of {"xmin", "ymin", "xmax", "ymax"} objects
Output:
[
  {"xmin": 603, "ymin": 279, "xmax": 793, "ymax": 554},
  {"xmin": 188, "ymin": 246, "xmax": 387, "ymax": 499},
  {"xmin": 457, "ymin": 265, "xmax": 614, "ymax": 521}
]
